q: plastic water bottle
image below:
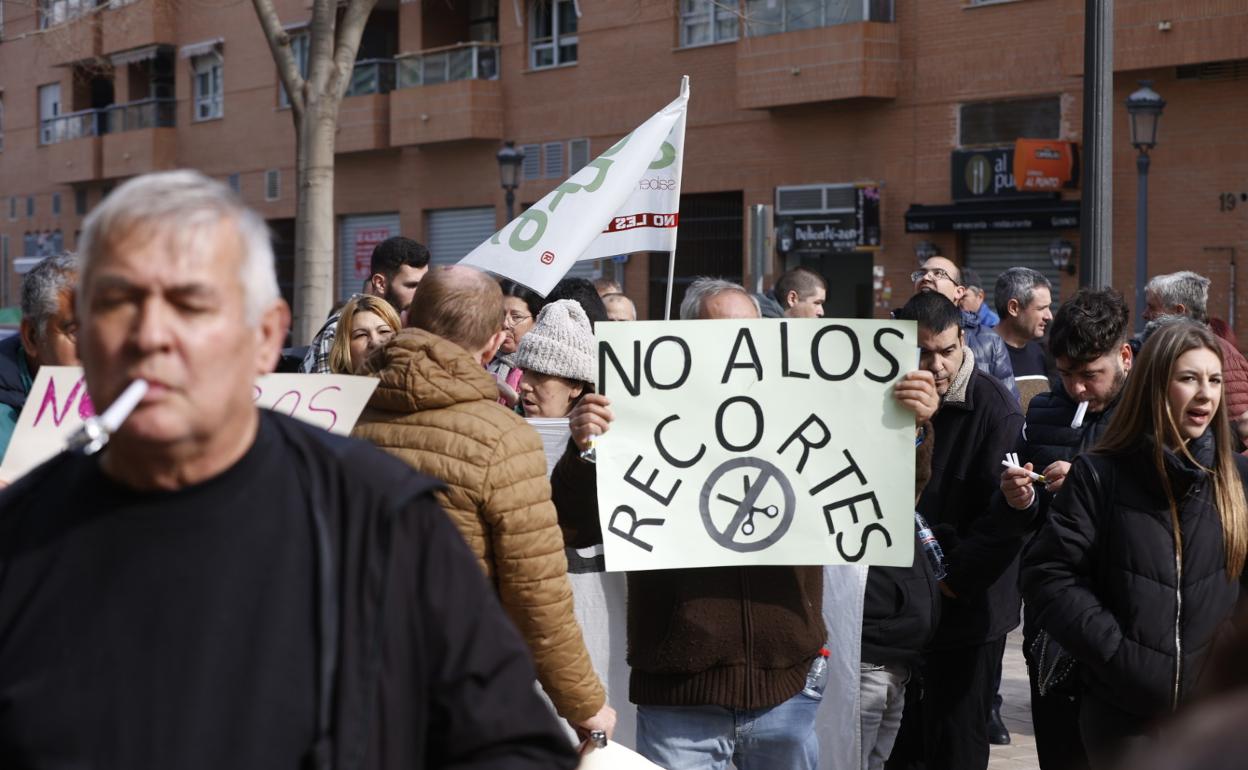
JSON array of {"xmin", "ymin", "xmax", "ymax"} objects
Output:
[
  {"xmin": 915, "ymin": 512, "xmax": 947, "ymax": 581},
  {"xmin": 802, "ymin": 647, "xmax": 830, "ymax": 698}
]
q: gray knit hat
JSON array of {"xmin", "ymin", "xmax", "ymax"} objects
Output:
[{"xmin": 514, "ymin": 299, "xmax": 597, "ymax": 385}]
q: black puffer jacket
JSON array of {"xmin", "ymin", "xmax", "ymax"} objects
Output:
[
  {"xmin": 1019, "ymin": 387, "xmax": 1117, "ymax": 473},
  {"xmin": 1022, "ymin": 433, "xmax": 1248, "ymax": 718},
  {"xmin": 963, "ymin": 310, "xmax": 1019, "ymax": 401}
]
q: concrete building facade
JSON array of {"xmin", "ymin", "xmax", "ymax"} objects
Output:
[{"xmin": 1, "ymin": 0, "xmax": 1246, "ymax": 324}]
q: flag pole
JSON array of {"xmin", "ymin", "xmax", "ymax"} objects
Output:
[
  {"xmin": 664, "ymin": 250, "xmax": 677, "ymax": 320},
  {"xmin": 663, "ymin": 76, "xmax": 690, "ymax": 321}
]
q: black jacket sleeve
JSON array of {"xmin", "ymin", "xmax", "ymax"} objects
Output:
[
  {"xmin": 390, "ymin": 494, "xmax": 579, "ymax": 770},
  {"xmin": 1020, "ymin": 456, "xmax": 1124, "ymax": 669},
  {"xmin": 941, "ymin": 403, "xmax": 1028, "ymax": 594},
  {"xmin": 550, "ymin": 438, "xmax": 604, "ymax": 549}
]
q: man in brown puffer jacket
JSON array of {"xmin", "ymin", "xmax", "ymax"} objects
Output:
[{"xmin": 352, "ymin": 265, "xmax": 616, "ymax": 740}]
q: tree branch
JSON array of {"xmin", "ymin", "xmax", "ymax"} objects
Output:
[
  {"xmin": 251, "ymin": 0, "xmax": 305, "ymax": 116},
  {"xmin": 330, "ymin": 0, "xmax": 379, "ymax": 101},
  {"xmin": 305, "ymin": 0, "xmax": 336, "ymax": 95}
]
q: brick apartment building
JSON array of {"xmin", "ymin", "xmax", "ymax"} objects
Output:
[{"xmin": 0, "ymin": 0, "xmax": 1246, "ymax": 324}]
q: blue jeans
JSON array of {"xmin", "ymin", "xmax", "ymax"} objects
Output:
[{"xmin": 635, "ymin": 662, "xmax": 824, "ymax": 770}]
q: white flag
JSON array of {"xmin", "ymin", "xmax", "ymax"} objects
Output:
[{"xmin": 460, "ymin": 77, "xmax": 689, "ymax": 296}]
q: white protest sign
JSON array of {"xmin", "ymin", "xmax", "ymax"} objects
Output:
[
  {"xmin": 595, "ymin": 319, "xmax": 917, "ymax": 571},
  {"xmin": 460, "ymin": 78, "xmax": 689, "ymax": 295},
  {"xmin": 0, "ymin": 367, "xmax": 378, "ymax": 482}
]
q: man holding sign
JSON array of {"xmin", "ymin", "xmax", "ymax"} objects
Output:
[
  {"xmin": 0, "ymin": 172, "xmax": 576, "ymax": 769},
  {"xmin": 551, "ymin": 278, "xmax": 938, "ymax": 769}
]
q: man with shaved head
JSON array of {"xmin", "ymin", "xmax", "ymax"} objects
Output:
[{"xmin": 353, "ymin": 265, "xmax": 617, "ymax": 743}]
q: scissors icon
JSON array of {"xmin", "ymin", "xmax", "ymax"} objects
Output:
[{"xmin": 717, "ymin": 474, "xmax": 781, "ymax": 536}]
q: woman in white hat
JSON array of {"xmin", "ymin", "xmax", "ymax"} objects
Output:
[{"xmin": 513, "ymin": 299, "xmax": 596, "ymax": 419}]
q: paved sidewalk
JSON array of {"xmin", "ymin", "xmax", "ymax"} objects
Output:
[{"xmin": 989, "ymin": 627, "xmax": 1039, "ymax": 770}]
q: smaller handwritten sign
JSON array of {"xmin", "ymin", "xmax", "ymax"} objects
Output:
[{"xmin": 0, "ymin": 367, "xmax": 378, "ymax": 483}]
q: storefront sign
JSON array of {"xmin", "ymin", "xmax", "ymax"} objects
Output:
[
  {"xmin": 952, "ymin": 148, "xmax": 1036, "ymax": 201},
  {"xmin": 353, "ymin": 228, "xmax": 391, "ymax": 279},
  {"xmin": 904, "ymin": 201, "xmax": 1080, "ymax": 233},
  {"xmin": 1014, "ymin": 140, "xmax": 1078, "ymax": 192},
  {"xmin": 776, "ymin": 185, "xmax": 881, "ymax": 253}
]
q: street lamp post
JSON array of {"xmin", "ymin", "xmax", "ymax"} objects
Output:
[
  {"xmin": 1125, "ymin": 81, "xmax": 1166, "ymax": 331},
  {"xmin": 496, "ymin": 141, "xmax": 524, "ymax": 222}
]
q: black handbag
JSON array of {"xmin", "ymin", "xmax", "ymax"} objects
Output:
[
  {"xmin": 1029, "ymin": 455, "xmax": 1112, "ymax": 699},
  {"xmin": 1030, "ymin": 629, "xmax": 1078, "ymax": 697}
]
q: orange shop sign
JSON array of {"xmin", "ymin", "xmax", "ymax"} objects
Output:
[{"xmin": 1013, "ymin": 140, "xmax": 1078, "ymax": 192}]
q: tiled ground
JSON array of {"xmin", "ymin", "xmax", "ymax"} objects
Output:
[{"xmin": 989, "ymin": 627, "xmax": 1040, "ymax": 770}]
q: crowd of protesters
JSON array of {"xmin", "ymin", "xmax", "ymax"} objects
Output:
[{"xmin": 2, "ymin": 170, "xmax": 1248, "ymax": 770}]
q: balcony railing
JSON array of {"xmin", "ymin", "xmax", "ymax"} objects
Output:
[
  {"xmin": 40, "ymin": 107, "xmax": 106, "ymax": 145},
  {"xmin": 39, "ymin": 0, "xmax": 98, "ymax": 29},
  {"xmin": 742, "ymin": 0, "xmax": 894, "ymax": 37},
  {"xmin": 105, "ymin": 97, "xmax": 176, "ymax": 132},
  {"xmin": 346, "ymin": 59, "xmax": 397, "ymax": 96},
  {"xmin": 396, "ymin": 42, "xmax": 500, "ymax": 89}
]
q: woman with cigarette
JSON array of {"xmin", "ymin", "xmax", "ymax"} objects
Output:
[{"xmin": 1021, "ymin": 320, "xmax": 1248, "ymax": 768}]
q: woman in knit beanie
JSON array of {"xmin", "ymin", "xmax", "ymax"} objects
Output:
[{"xmin": 513, "ymin": 299, "xmax": 596, "ymax": 418}]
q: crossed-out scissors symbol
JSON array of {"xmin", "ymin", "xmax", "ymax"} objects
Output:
[{"xmin": 716, "ymin": 474, "xmax": 781, "ymax": 536}]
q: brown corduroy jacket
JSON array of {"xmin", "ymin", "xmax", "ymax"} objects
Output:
[
  {"xmin": 352, "ymin": 328, "xmax": 605, "ymax": 723},
  {"xmin": 551, "ymin": 440, "xmax": 825, "ymax": 711}
]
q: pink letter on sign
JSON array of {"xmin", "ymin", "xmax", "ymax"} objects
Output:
[
  {"xmin": 33, "ymin": 377, "xmax": 86, "ymax": 427},
  {"xmin": 307, "ymin": 386, "xmax": 341, "ymax": 432}
]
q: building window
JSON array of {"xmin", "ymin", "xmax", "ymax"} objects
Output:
[
  {"xmin": 1, "ymin": 235, "xmax": 8, "ymax": 265},
  {"xmin": 75, "ymin": 188, "xmax": 88, "ymax": 215},
  {"xmin": 743, "ymin": 0, "xmax": 889, "ymax": 36},
  {"xmin": 280, "ymin": 31, "xmax": 310, "ymax": 107},
  {"xmin": 7, "ymin": 197, "xmax": 15, "ymax": 220},
  {"xmin": 228, "ymin": 173, "xmax": 241, "ymax": 194},
  {"xmin": 468, "ymin": 0, "xmax": 499, "ymax": 42},
  {"xmin": 680, "ymin": 0, "xmax": 739, "ymax": 47},
  {"xmin": 193, "ymin": 54, "xmax": 224, "ymax": 121},
  {"xmin": 51, "ymin": 193, "xmax": 61, "ymax": 216},
  {"xmin": 51, "ymin": 229, "xmax": 63, "ymax": 254},
  {"xmin": 23, "ymin": 232, "xmax": 35, "ymax": 257},
  {"xmin": 530, "ymin": 0, "xmax": 577, "ymax": 69},
  {"xmin": 38, "ymin": 83, "xmax": 62, "ymax": 145},
  {"xmin": 40, "ymin": 0, "xmax": 93, "ymax": 29},
  {"xmin": 265, "ymin": 169, "xmax": 280, "ymax": 201},
  {"xmin": 959, "ymin": 96, "xmax": 1061, "ymax": 146},
  {"xmin": 0, "ymin": 96, "xmax": 4, "ymax": 152},
  {"xmin": 26, "ymin": 196, "xmax": 34, "ymax": 218},
  {"xmin": 542, "ymin": 141, "xmax": 564, "ymax": 178},
  {"xmin": 520, "ymin": 142, "xmax": 542, "ymax": 181},
  {"xmin": 568, "ymin": 138, "xmax": 590, "ymax": 173}
]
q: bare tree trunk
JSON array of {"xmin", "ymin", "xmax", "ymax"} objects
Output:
[
  {"xmin": 293, "ymin": 99, "xmax": 340, "ymax": 343},
  {"xmin": 251, "ymin": 0, "xmax": 376, "ymax": 344}
]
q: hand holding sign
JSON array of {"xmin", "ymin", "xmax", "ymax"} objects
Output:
[
  {"xmin": 893, "ymin": 370, "xmax": 939, "ymax": 424},
  {"xmin": 569, "ymin": 393, "xmax": 614, "ymax": 453}
]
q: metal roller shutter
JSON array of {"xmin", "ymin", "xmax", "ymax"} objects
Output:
[
  {"xmin": 426, "ymin": 207, "xmax": 498, "ymax": 267},
  {"xmin": 427, "ymin": 206, "xmax": 602, "ymax": 288},
  {"xmin": 964, "ymin": 232, "xmax": 1063, "ymax": 307},
  {"xmin": 339, "ymin": 212, "xmax": 401, "ymax": 301}
]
